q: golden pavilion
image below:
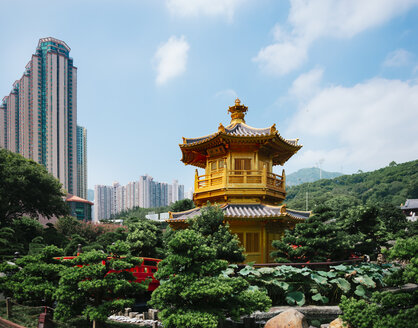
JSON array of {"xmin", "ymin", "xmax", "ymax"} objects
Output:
[{"xmin": 167, "ymin": 99, "xmax": 310, "ymax": 264}]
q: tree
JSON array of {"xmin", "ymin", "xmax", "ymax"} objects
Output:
[
  {"xmin": 189, "ymin": 204, "xmax": 245, "ymax": 263},
  {"xmin": 339, "ymin": 205, "xmax": 384, "ymax": 256},
  {"xmin": 271, "ymin": 206, "xmax": 353, "ymax": 262},
  {"xmin": 54, "ymin": 241, "xmax": 147, "ymax": 327},
  {"xmin": 0, "ymin": 216, "xmax": 45, "ymax": 258},
  {"xmin": 385, "ymin": 237, "xmax": 418, "ymax": 284},
  {"xmin": 170, "ymin": 198, "xmax": 195, "ymax": 212},
  {"xmin": 55, "ymin": 215, "xmax": 81, "ymax": 237},
  {"xmin": 149, "ymin": 229, "xmax": 271, "ymax": 328},
  {"xmin": 378, "ymin": 204, "xmax": 408, "ymax": 239},
  {"xmin": 126, "ymin": 218, "xmax": 164, "ymax": 258},
  {"xmin": 0, "ymin": 149, "xmax": 68, "ymax": 225},
  {"xmin": 96, "ymin": 227, "xmax": 128, "ymax": 249},
  {"xmin": 0, "ymin": 245, "xmax": 66, "ymax": 307}
]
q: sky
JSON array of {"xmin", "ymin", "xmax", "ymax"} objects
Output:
[{"xmin": 1, "ymin": 0, "xmax": 418, "ymax": 193}]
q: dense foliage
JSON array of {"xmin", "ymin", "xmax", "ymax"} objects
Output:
[
  {"xmin": 285, "ymin": 160, "xmax": 418, "ymax": 210},
  {"xmin": 54, "ymin": 241, "xmax": 147, "ymax": 327},
  {"xmin": 126, "ymin": 218, "xmax": 164, "ymax": 258},
  {"xmin": 227, "ymin": 262, "xmax": 396, "ymax": 306},
  {"xmin": 188, "ymin": 205, "xmax": 245, "ymax": 263},
  {"xmin": 338, "ymin": 233, "xmax": 418, "ymax": 328},
  {"xmin": 271, "ymin": 206, "xmax": 353, "ymax": 262},
  {"xmin": 339, "ymin": 291, "xmax": 418, "ymax": 328},
  {"xmin": 0, "ymin": 245, "xmax": 66, "ymax": 306},
  {"xmin": 271, "ymin": 203, "xmax": 409, "ymax": 262},
  {"xmin": 169, "ymin": 198, "xmax": 195, "ymax": 212},
  {"xmin": 0, "ymin": 149, "xmax": 68, "ymax": 225},
  {"xmin": 384, "ymin": 237, "xmax": 418, "ymax": 285},
  {"xmin": 149, "ymin": 206, "xmax": 271, "ymax": 328}
]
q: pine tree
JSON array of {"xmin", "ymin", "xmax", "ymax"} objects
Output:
[{"xmin": 150, "ymin": 205, "xmax": 271, "ymax": 328}]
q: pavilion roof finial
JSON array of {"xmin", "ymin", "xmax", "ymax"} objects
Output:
[{"xmin": 228, "ymin": 98, "xmax": 248, "ymax": 124}]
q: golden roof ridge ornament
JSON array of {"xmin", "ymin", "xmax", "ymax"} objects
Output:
[{"xmin": 228, "ymin": 98, "xmax": 248, "ymax": 124}]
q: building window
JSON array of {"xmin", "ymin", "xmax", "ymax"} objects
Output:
[{"xmin": 234, "ymin": 158, "xmax": 251, "ymax": 173}]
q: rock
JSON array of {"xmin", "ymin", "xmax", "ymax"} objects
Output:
[
  {"xmin": 129, "ymin": 311, "xmax": 138, "ymax": 318},
  {"xmin": 148, "ymin": 309, "xmax": 158, "ymax": 320},
  {"xmin": 329, "ymin": 318, "xmax": 349, "ymax": 328},
  {"xmin": 264, "ymin": 309, "xmax": 308, "ymax": 328},
  {"xmin": 124, "ymin": 307, "xmax": 131, "ymax": 316}
]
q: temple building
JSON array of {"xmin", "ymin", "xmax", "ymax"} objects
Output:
[{"xmin": 167, "ymin": 99, "xmax": 310, "ymax": 263}]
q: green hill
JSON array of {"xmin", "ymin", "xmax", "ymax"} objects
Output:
[
  {"xmin": 285, "ymin": 160, "xmax": 418, "ymax": 211},
  {"xmin": 286, "ymin": 167, "xmax": 343, "ymax": 186}
]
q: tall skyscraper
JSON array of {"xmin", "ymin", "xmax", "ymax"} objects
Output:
[
  {"xmin": 77, "ymin": 125, "xmax": 87, "ymax": 199},
  {"xmin": 0, "ymin": 37, "xmax": 81, "ymax": 195},
  {"xmin": 94, "ymin": 185, "xmax": 113, "ymax": 221}
]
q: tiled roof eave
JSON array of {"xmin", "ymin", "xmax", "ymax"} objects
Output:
[{"xmin": 181, "ymin": 133, "xmax": 301, "ymax": 150}]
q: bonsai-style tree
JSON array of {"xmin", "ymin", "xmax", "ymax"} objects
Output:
[
  {"xmin": 54, "ymin": 241, "xmax": 147, "ymax": 328},
  {"xmin": 126, "ymin": 218, "xmax": 163, "ymax": 258},
  {"xmin": 271, "ymin": 206, "xmax": 353, "ymax": 262},
  {"xmin": 0, "ymin": 245, "xmax": 66, "ymax": 307},
  {"xmin": 0, "ymin": 149, "xmax": 68, "ymax": 225},
  {"xmin": 189, "ymin": 205, "xmax": 245, "ymax": 263},
  {"xmin": 170, "ymin": 198, "xmax": 195, "ymax": 212},
  {"xmin": 150, "ymin": 205, "xmax": 271, "ymax": 328}
]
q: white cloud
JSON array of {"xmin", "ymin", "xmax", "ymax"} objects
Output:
[
  {"xmin": 383, "ymin": 49, "xmax": 414, "ymax": 67},
  {"xmin": 254, "ymin": 0, "xmax": 418, "ymax": 75},
  {"xmin": 289, "ymin": 68, "xmax": 323, "ymax": 99},
  {"xmin": 154, "ymin": 36, "xmax": 190, "ymax": 86},
  {"xmin": 286, "ymin": 77, "xmax": 418, "ymax": 173},
  {"xmin": 165, "ymin": 0, "xmax": 244, "ymax": 20},
  {"xmin": 215, "ymin": 89, "xmax": 238, "ymax": 99}
]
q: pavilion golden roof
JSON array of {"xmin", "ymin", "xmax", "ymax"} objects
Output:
[{"xmin": 180, "ymin": 99, "xmax": 302, "ymax": 168}]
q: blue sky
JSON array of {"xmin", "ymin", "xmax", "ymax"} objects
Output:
[{"xmin": 1, "ymin": 0, "xmax": 418, "ymax": 193}]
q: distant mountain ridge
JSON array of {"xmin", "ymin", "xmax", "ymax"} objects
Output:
[
  {"xmin": 285, "ymin": 159, "xmax": 418, "ymax": 210},
  {"xmin": 286, "ymin": 167, "xmax": 343, "ymax": 186}
]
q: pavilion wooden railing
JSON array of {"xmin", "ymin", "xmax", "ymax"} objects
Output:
[{"xmin": 194, "ymin": 167, "xmax": 286, "ymax": 193}]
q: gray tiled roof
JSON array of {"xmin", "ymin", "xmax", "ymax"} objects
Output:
[
  {"xmin": 170, "ymin": 207, "xmax": 202, "ymax": 220},
  {"xmin": 182, "ymin": 122, "xmax": 301, "ymax": 149},
  {"xmin": 224, "ymin": 123, "xmax": 271, "ymax": 137},
  {"xmin": 286, "ymin": 209, "xmax": 311, "ymax": 219},
  {"xmin": 183, "ymin": 123, "xmax": 273, "ymax": 145},
  {"xmin": 168, "ymin": 204, "xmax": 310, "ymax": 222},
  {"xmin": 401, "ymin": 199, "xmax": 418, "ymax": 210},
  {"xmin": 184, "ymin": 133, "xmax": 218, "ymax": 145}
]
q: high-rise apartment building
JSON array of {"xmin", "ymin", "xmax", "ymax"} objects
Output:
[
  {"xmin": 94, "ymin": 185, "xmax": 113, "ymax": 221},
  {"xmin": 0, "ymin": 37, "xmax": 82, "ymax": 195},
  {"xmin": 94, "ymin": 176, "xmax": 185, "ymax": 221},
  {"xmin": 76, "ymin": 125, "xmax": 87, "ymax": 199}
]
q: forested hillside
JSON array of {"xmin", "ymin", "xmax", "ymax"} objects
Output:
[
  {"xmin": 285, "ymin": 160, "xmax": 418, "ymax": 211},
  {"xmin": 286, "ymin": 167, "xmax": 343, "ymax": 186}
]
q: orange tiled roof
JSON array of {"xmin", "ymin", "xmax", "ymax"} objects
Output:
[{"xmin": 66, "ymin": 194, "xmax": 94, "ymax": 205}]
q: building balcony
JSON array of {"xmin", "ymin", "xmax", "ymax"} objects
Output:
[{"xmin": 193, "ymin": 167, "xmax": 286, "ymax": 206}]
